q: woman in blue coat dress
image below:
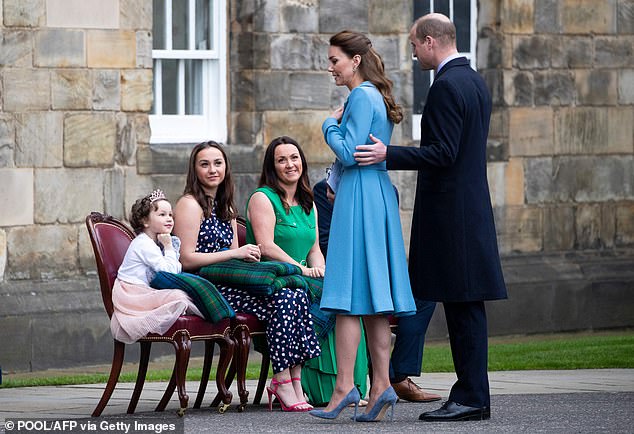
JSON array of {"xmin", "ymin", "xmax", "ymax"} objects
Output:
[{"xmin": 309, "ymin": 30, "xmax": 415, "ymax": 423}]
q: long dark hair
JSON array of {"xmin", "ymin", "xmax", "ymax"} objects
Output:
[
  {"xmin": 258, "ymin": 136, "xmax": 313, "ymax": 215},
  {"xmin": 184, "ymin": 141, "xmax": 237, "ymax": 221},
  {"xmin": 330, "ymin": 30, "xmax": 403, "ymax": 124}
]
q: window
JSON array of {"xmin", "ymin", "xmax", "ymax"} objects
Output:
[
  {"xmin": 150, "ymin": 0, "xmax": 227, "ymax": 144},
  {"xmin": 412, "ymin": 0, "xmax": 477, "ymax": 140}
]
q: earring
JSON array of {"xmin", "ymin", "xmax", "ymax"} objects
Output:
[{"xmin": 352, "ymin": 66, "xmax": 357, "ymax": 73}]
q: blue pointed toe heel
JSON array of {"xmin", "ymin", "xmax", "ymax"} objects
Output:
[
  {"xmin": 308, "ymin": 388, "xmax": 360, "ymax": 420},
  {"xmin": 355, "ymin": 386, "xmax": 398, "ymax": 422}
]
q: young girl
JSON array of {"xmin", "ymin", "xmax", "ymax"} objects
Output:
[{"xmin": 110, "ymin": 189, "xmax": 203, "ymax": 344}]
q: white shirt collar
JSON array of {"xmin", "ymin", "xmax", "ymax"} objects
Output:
[{"xmin": 437, "ymin": 53, "xmax": 463, "ymax": 73}]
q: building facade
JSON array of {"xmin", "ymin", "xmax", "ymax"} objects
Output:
[{"xmin": 1, "ymin": 0, "xmax": 633, "ymax": 371}]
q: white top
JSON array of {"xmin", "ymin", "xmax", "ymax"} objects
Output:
[{"xmin": 117, "ymin": 233, "xmax": 182, "ymax": 286}]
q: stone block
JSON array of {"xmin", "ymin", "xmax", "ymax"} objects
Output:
[
  {"xmin": 615, "ymin": 202, "xmax": 634, "ymax": 245},
  {"xmin": 233, "ymin": 33, "xmax": 271, "ymax": 70},
  {"xmin": 513, "ymin": 35, "xmax": 551, "ymax": 69},
  {"xmin": 495, "ymin": 206, "xmax": 543, "ymax": 254},
  {"xmin": 52, "ymin": 69, "xmax": 91, "ymax": 109},
  {"xmin": 115, "ymin": 113, "xmax": 137, "ymax": 166},
  {"xmin": 619, "ymin": 69, "xmax": 634, "ymax": 104},
  {"xmin": 501, "ymin": 0, "xmax": 534, "ymax": 34},
  {"xmin": 121, "ymin": 69, "xmax": 153, "ymax": 112},
  {"xmin": 289, "ymin": 72, "xmax": 330, "ymax": 109},
  {"xmin": 487, "ymin": 162, "xmax": 505, "ymax": 208},
  {"xmin": 575, "ymin": 204, "xmax": 602, "ymax": 249},
  {"xmin": 148, "ymin": 174, "xmax": 187, "ymax": 207},
  {"xmin": 233, "ymin": 172, "xmax": 260, "ymax": 214},
  {"xmin": 3, "ymin": 69, "xmax": 50, "ymax": 111},
  {"xmin": 123, "ymin": 167, "xmax": 154, "ymax": 215},
  {"xmin": 590, "ymin": 281, "xmax": 634, "ymax": 329},
  {"xmin": 600, "ymin": 202, "xmax": 616, "ymax": 248},
  {"xmin": 477, "ymin": 30, "xmax": 506, "ymax": 71},
  {"xmin": 270, "ymin": 33, "xmax": 328, "ymax": 71},
  {"xmin": 6, "ymin": 224, "xmax": 78, "ymax": 280},
  {"xmin": 0, "ymin": 316, "xmax": 32, "ymax": 370},
  {"xmin": 524, "ymin": 157, "xmax": 553, "ymax": 204},
  {"xmin": 550, "ymin": 156, "xmax": 633, "ymax": 203},
  {"xmin": 618, "ymin": 0, "xmax": 634, "ymax": 33},
  {"xmin": 595, "ymin": 36, "xmax": 634, "ymax": 67},
  {"xmin": 509, "ymin": 107, "xmax": 554, "ymax": 157},
  {"xmin": 136, "ymin": 143, "xmax": 191, "ymax": 175},
  {"xmin": 93, "ymin": 69, "xmax": 121, "ymax": 111},
  {"xmin": 543, "ymin": 206, "xmax": 575, "ymax": 251},
  {"xmin": 0, "ymin": 115, "xmax": 16, "ymax": 167},
  {"xmin": 120, "ymin": 0, "xmax": 152, "ymax": 30},
  {"xmin": 34, "ymin": 168, "xmax": 104, "ymax": 224},
  {"xmin": 87, "ymin": 30, "xmax": 136, "ymax": 68},
  {"xmin": 551, "ymin": 36, "xmax": 593, "ymax": 68},
  {"xmin": 3, "ymin": 0, "xmax": 44, "ymax": 26},
  {"xmin": 505, "ymin": 158, "xmax": 525, "ymax": 206},
  {"xmin": 369, "ymin": 0, "xmax": 411, "ymax": 33},
  {"xmin": 46, "ymin": 0, "xmax": 119, "ymax": 29},
  {"xmin": 254, "ymin": 0, "xmax": 280, "ymax": 32},
  {"xmin": 555, "ymin": 107, "xmax": 633, "ymax": 155},
  {"xmin": 77, "ymin": 224, "xmax": 95, "ymax": 274},
  {"xmin": 231, "ymin": 71, "xmax": 255, "ymax": 112},
  {"xmin": 225, "ymin": 144, "xmax": 265, "ymax": 174},
  {"xmin": 388, "ymin": 169, "xmax": 417, "ymax": 211},
  {"xmin": 0, "ymin": 168, "xmax": 34, "ymax": 226},
  {"xmin": 34, "ymin": 29, "xmax": 85, "ymax": 67},
  {"xmin": 503, "ymin": 70, "xmax": 533, "ymax": 106},
  {"xmin": 132, "ymin": 113, "xmax": 151, "ymax": 146},
  {"xmin": 262, "ymin": 110, "xmax": 332, "ymax": 163},
  {"xmin": 254, "ymin": 72, "xmax": 290, "ymax": 110},
  {"xmin": 370, "ymin": 35, "xmax": 400, "ymax": 71},
  {"xmin": 230, "ymin": 112, "xmax": 263, "ymax": 145},
  {"xmin": 0, "ymin": 230, "xmax": 6, "ymax": 281},
  {"xmin": 104, "ymin": 167, "xmax": 125, "ymax": 220},
  {"xmin": 319, "ymin": 0, "xmax": 368, "ymax": 33},
  {"xmin": 562, "ymin": 0, "xmax": 617, "ymax": 34},
  {"xmin": 15, "ymin": 112, "xmax": 63, "ymax": 167},
  {"xmin": 280, "ymin": 0, "xmax": 318, "ymax": 33},
  {"xmin": 535, "ymin": 0, "xmax": 562, "ymax": 33},
  {"xmin": 136, "ymin": 30, "xmax": 152, "ymax": 68},
  {"xmin": 0, "ymin": 30, "xmax": 32, "ymax": 67},
  {"xmin": 64, "ymin": 113, "xmax": 116, "ymax": 167},
  {"xmin": 534, "ymin": 71, "xmax": 575, "ymax": 106}
]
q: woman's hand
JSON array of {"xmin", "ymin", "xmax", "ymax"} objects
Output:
[
  {"xmin": 330, "ymin": 106, "xmax": 344, "ymax": 122},
  {"xmin": 157, "ymin": 233, "xmax": 174, "ymax": 251},
  {"xmin": 300, "ymin": 265, "xmax": 325, "ymax": 278},
  {"xmin": 235, "ymin": 243, "xmax": 261, "ymax": 262}
]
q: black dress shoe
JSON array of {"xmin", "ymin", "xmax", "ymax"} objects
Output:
[{"xmin": 419, "ymin": 401, "xmax": 490, "ymax": 421}]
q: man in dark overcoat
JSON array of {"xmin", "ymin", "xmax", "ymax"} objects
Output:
[{"xmin": 355, "ymin": 13, "xmax": 507, "ymax": 421}]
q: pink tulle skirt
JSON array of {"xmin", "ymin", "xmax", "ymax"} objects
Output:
[{"xmin": 110, "ymin": 278, "xmax": 202, "ymax": 344}]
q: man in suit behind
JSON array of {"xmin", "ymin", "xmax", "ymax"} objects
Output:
[{"xmin": 354, "ymin": 13, "xmax": 507, "ymax": 421}]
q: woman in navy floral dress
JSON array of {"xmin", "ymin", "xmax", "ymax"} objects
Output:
[{"xmin": 173, "ymin": 141, "xmax": 320, "ymax": 412}]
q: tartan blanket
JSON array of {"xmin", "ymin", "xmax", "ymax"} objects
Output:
[
  {"xmin": 199, "ymin": 259, "xmax": 334, "ymax": 339},
  {"xmin": 150, "ymin": 271, "xmax": 235, "ymax": 323},
  {"xmin": 199, "ymin": 259, "xmax": 302, "ymax": 296}
]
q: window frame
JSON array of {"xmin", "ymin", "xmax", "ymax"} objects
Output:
[
  {"xmin": 150, "ymin": 0, "xmax": 227, "ymax": 144},
  {"xmin": 412, "ymin": 0, "xmax": 478, "ymax": 140}
]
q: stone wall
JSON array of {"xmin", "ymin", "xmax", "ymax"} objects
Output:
[{"xmin": 0, "ymin": 0, "xmax": 633, "ymax": 372}]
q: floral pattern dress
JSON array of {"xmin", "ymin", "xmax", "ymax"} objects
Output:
[{"xmin": 195, "ymin": 211, "xmax": 321, "ymax": 373}]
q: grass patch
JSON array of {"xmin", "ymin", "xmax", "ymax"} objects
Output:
[{"xmin": 2, "ymin": 330, "xmax": 633, "ymax": 388}]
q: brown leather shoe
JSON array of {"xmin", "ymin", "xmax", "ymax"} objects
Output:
[{"xmin": 392, "ymin": 378, "xmax": 442, "ymax": 402}]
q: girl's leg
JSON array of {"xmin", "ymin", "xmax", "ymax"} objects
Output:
[
  {"xmin": 289, "ymin": 364, "xmax": 311, "ymax": 407},
  {"xmin": 362, "ymin": 315, "xmax": 391, "ymax": 412},
  {"xmin": 322, "ymin": 314, "xmax": 361, "ymax": 412}
]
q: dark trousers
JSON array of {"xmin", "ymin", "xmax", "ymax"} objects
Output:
[
  {"xmin": 389, "ymin": 298, "xmax": 436, "ymax": 380},
  {"xmin": 444, "ymin": 301, "xmax": 490, "ymax": 408}
]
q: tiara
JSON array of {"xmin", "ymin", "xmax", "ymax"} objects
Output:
[{"xmin": 149, "ymin": 189, "xmax": 166, "ymax": 203}]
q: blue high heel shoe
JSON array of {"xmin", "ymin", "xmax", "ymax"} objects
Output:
[
  {"xmin": 354, "ymin": 386, "xmax": 398, "ymax": 422},
  {"xmin": 308, "ymin": 388, "xmax": 360, "ymax": 420}
]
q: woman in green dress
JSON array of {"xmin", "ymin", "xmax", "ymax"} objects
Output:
[{"xmin": 246, "ymin": 136, "xmax": 368, "ymax": 407}]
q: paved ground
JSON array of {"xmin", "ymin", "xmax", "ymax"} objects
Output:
[{"xmin": 2, "ymin": 369, "xmax": 633, "ymax": 433}]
